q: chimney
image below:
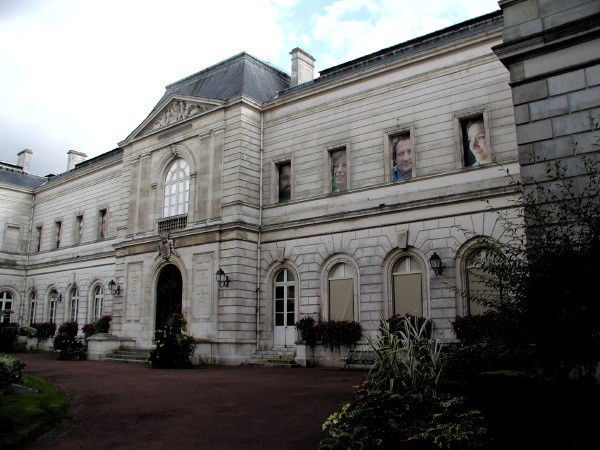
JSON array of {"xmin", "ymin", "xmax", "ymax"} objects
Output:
[
  {"xmin": 290, "ymin": 48, "xmax": 315, "ymax": 87},
  {"xmin": 67, "ymin": 150, "xmax": 87, "ymax": 171},
  {"xmin": 17, "ymin": 149, "xmax": 32, "ymax": 171}
]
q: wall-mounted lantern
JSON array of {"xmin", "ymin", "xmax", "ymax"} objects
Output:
[
  {"xmin": 429, "ymin": 252, "xmax": 444, "ymax": 276},
  {"xmin": 215, "ymin": 268, "xmax": 229, "ymax": 288}
]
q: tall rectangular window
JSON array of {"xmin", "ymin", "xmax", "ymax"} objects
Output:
[
  {"xmin": 460, "ymin": 114, "xmax": 491, "ymax": 167},
  {"xmin": 330, "ymin": 148, "xmax": 348, "ymax": 193},
  {"xmin": 98, "ymin": 209, "xmax": 107, "ymax": 240},
  {"xmin": 54, "ymin": 221, "xmax": 62, "ymax": 249},
  {"xmin": 4, "ymin": 225, "xmax": 20, "ymax": 252},
  {"xmin": 74, "ymin": 215, "xmax": 83, "ymax": 245},
  {"xmin": 391, "ymin": 132, "xmax": 413, "ymax": 181},
  {"xmin": 49, "ymin": 291, "xmax": 59, "ymax": 323},
  {"xmin": 29, "ymin": 292, "xmax": 37, "ymax": 325},
  {"xmin": 277, "ymin": 162, "xmax": 292, "ymax": 202},
  {"xmin": 35, "ymin": 225, "xmax": 42, "ymax": 252}
]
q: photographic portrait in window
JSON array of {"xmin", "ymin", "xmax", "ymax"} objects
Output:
[
  {"xmin": 462, "ymin": 116, "xmax": 491, "ymax": 167},
  {"xmin": 391, "ymin": 133, "xmax": 413, "ymax": 181},
  {"xmin": 278, "ymin": 162, "xmax": 292, "ymax": 202},
  {"xmin": 331, "ymin": 148, "xmax": 347, "ymax": 193}
]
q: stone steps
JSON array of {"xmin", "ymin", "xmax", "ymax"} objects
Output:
[
  {"xmin": 242, "ymin": 350, "xmax": 300, "ymax": 368},
  {"xmin": 103, "ymin": 348, "xmax": 150, "ymax": 364}
]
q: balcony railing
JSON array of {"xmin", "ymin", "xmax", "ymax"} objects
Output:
[{"xmin": 157, "ymin": 214, "xmax": 187, "ymax": 233}]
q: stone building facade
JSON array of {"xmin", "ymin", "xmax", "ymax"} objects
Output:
[{"xmin": 3, "ymin": 6, "xmax": 594, "ymax": 365}]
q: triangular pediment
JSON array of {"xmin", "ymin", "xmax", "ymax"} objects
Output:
[{"xmin": 123, "ymin": 96, "xmax": 224, "ymax": 144}]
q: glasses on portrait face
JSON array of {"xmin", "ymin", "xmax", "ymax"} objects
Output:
[{"xmin": 332, "ymin": 163, "xmax": 347, "ymax": 171}]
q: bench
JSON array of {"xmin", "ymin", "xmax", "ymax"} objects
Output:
[{"xmin": 341, "ymin": 349, "xmax": 377, "ymax": 369}]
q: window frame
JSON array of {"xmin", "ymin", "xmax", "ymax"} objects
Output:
[
  {"xmin": 53, "ymin": 220, "xmax": 62, "ymax": 249},
  {"xmin": 0, "ymin": 290, "xmax": 13, "ymax": 324},
  {"xmin": 453, "ymin": 108, "xmax": 491, "ymax": 168},
  {"xmin": 322, "ymin": 256, "xmax": 359, "ymax": 322},
  {"xmin": 324, "ymin": 143, "xmax": 349, "ymax": 194},
  {"xmin": 74, "ymin": 214, "xmax": 84, "ymax": 245},
  {"xmin": 162, "ymin": 158, "xmax": 190, "ymax": 218},
  {"xmin": 383, "ymin": 125, "xmax": 415, "ymax": 182},
  {"xmin": 273, "ymin": 159, "xmax": 293, "ymax": 203}
]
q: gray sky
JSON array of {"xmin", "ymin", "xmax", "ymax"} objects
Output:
[{"xmin": 0, "ymin": 0, "xmax": 500, "ymax": 176}]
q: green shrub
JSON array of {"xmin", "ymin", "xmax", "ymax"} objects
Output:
[
  {"xmin": 32, "ymin": 322, "xmax": 57, "ymax": 342},
  {"xmin": 149, "ymin": 317, "xmax": 196, "ymax": 369},
  {"xmin": 295, "ymin": 316, "xmax": 317, "ymax": 346},
  {"xmin": 82, "ymin": 322, "xmax": 95, "ymax": 338},
  {"xmin": 53, "ymin": 322, "xmax": 87, "ymax": 361},
  {"xmin": 321, "ymin": 387, "xmax": 486, "ymax": 450},
  {"xmin": 314, "ymin": 320, "xmax": 362, "ymax": 350},
  {"xmin": 94, "ymin": 315, "xmax": 112, "ymax": 333},
  {"xmin": 0, "ymin": 353, "xmax": 26, "ymax": 389}
]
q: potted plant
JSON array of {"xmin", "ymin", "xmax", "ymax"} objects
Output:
[{"xmin": 94, "ymin": 315, "xmax": 112, "ymax": 334}]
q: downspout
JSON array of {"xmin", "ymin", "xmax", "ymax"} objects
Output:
[
  {"xmin": 21, "ymin": 192, "xmax": 36, "ymax": 326},
  {"xmin": 256, "ymin": 113, "xmax": 264, "ymax": 352}
]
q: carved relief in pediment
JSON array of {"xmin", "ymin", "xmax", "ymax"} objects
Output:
[{"xmin": 143, "ymin": 100, "xmax": 213, "ymax": 136}]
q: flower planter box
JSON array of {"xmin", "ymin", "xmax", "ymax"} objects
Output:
[{"xmin": 296, "ymin": 343, "xmax": 358, "ymax": 368}]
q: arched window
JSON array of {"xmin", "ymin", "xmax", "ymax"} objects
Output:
[
  {"xmin": 93, "ymin": 286, "xmax": 104, "ymax": 321},
  {"xmin": 392, "ymin": 256, "xmax": 423, "ymax": 317},
  {"xmin": 49, "ymin": 290, "xmax": 59, "ymax": 323},
  {"xmin": 69, "ymin": 287, "xmax": 80, "ymax": 323},
  {"xmin": 274, "ymin": 268, "xmax": 296, "ymax": 347},
  {"xmin": 29, "ymin": 291, "xmax": 37, "ymax": 325},
  {"xmin": 163, "ymin": 159, "xmax": 190, "ymax": 217},
  {"xmin": 466, "ymin": 248, "xmax": 499, "ymax": 315},
  {"xmin": 0, "ymin": 291, "xmax": 13, "ymax": 324},
  {"xmin": 328, "ymin": 263, "xmax": 355, "ymax": 321}
]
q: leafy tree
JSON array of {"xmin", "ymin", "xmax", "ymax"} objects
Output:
[{"xmin": 457, "ymin": 136, "xmax": 600, "ymax": 379}]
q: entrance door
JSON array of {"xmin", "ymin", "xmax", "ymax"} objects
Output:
[
  {"xmin": 156, "ymin": 265, "xmax": 183, "ymax": 331},
  {"xmin": 274, "ymin": 269, "xmax": 295, "ymax": 347}
]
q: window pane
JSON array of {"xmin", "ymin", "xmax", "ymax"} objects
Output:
[
  {"xmin": 393, "ymin": 273, "xmax": 422, "ymax": 316},
  {"xmin": 275, "ymin": 299, "xmax": 284, "ymax": 313},
  {"xmin": 329, "ymin": 279, "xmax": 353, "ymax": 321},
  {"xmin": 287, "ymin": 312, "xmax": 295, "ymax": 326},
  {"xmin": 275, "ymin": 313, "xmax": 284, "ymax": 326},
  {"xmin": 275, "ymin": 286, "xmax": 284, "ymax": 299}
]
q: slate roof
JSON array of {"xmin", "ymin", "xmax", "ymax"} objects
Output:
[
  {"xmin": 0, "ymin": 163, "xmax": 47, "ymax": 190},
  {"xmin": 148, "ymin": 53, "xmax": 290, "ymax": 117}
]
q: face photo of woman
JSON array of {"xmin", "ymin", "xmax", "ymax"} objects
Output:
[
  {"xmin": 331, "ymin": 150, "xmax": 347, "ymax": 192},
  {"xmin": 465, "ymin": 119, "xmax": 491, "ymax": 166}
]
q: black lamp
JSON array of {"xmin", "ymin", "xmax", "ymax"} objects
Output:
[
  {"xmin": 215, "ymin": 268, "xmax": 229, "ymax": 288},
  {"xmin": 108, "ymin": 279, "xmax": 120, "ymax": 295},
  {"xmin": 429, "ymin": 252, "xmax": 444, "ymax": 276}
]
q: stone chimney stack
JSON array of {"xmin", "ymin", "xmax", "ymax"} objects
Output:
[
  {"xmin": 290, "ymin": 48, "xmax": 316, "ymax": 87},
  {"xmin": 17, "ymin": 149, "xmax": 32, "ymax": 171},
  {"xmin": 67, "ymin": 150, "xmax": 87, "ymax": 171}
]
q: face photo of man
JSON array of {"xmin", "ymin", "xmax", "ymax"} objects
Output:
[
  {"xmin": 465, "ymin": 119, "xmax": 491, "ymax": 166},
  {"xmin": 331, "ymin": 150, "xmax": 347, "ymax": 192},
  {"xmin": 278, "ymin": 163, "xmax": 291, "ymax": 202},
  {"xmin": 392, "ymin": 135, "xmax": 412, "ymax": 181}
]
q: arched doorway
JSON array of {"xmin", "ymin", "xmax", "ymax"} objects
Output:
[{"xmin": 155, "ymin": 265, "xmax": 183, "ymax": 330}]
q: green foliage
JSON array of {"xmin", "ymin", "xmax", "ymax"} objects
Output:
[
  {"xmin": 31, "ymin": 322, "xmax": 57, "ymax": 342},
  {"xmin": 455, "ymin": 147, "xmax": 600, "ymax": 378},
  {"xmin": 320, "ymin": 387, "xmax": 486, "ymax": 450},
  {"xmin": 386, "ymin": 313, "xmax": 432, "ymax": 337},
  {"xmin": 82, "ymin": 322, "xmax": 95, "ymax": 338},
  {"xmin": 167, "ymin": 312, "xmax": 187, "ymax": 333},
  {"xmin": 0, "ymin": 373, "xmax": 69, "ymax": 447},
  {"xmin": 366, "ymin": 315, "xmax": 441, "ymax": 397},
  {"xmin": 0, "ymin": 353, "xmax": 26, "ymax": 389},
  {"xmin": 149, "ymin": 316, "xmax": 196, "ymax": 368},
  {"xmin": 94, "ymin": 315, "xmax": 112, "ymax": 333},
  {"xmin": 315, "ymin": 320, "xmax": 362, "ymax": 350},
  {"xmin": 294, "ymin": 318, "xmax": 362, "ymax": 350},
  {"xmin": 53, "ymin": 322, "xmax": 87, "ymax": 361},
  {"xmin": 295, "ymin": 316, "xmax": 317, "ymax": 346}
]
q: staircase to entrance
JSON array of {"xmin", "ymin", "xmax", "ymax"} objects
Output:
[
  {"xmin": 243, "ymin": 349, "xmax": 300, "ymax": 368},
  {"xmin": 103, "ymin": 347, "xmax": 150, "ymax": 364}
]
